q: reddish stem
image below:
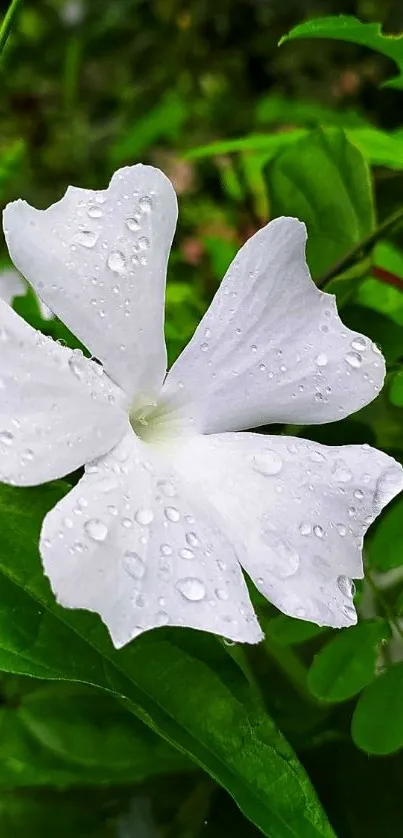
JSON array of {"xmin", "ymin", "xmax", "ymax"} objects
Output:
[{"xmin": 372, "ymin": 266, "xmax": 403, "ymax": 293}]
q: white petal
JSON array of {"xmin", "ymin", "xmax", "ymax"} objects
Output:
[
  {"xmin": 40, "ymin": 431, "xmax": 263, "ymax": 648},
  {"xmin": 0, "ymin": 268, "xmax": 25, "ymax": 306},
  {"xmin": 3, "ymin": 165, "xmax": 177, "ymax": 399},
  {"xmin": 172, "ymin": 433, "xmax": 403, "ymax": 628},
  {"xmin": 163, "ymin": 218, "xmax": 385, "ymax": 433},
  {"xmin": 0, "ymin": 301, "xmax": 128, "ymax": 485}
]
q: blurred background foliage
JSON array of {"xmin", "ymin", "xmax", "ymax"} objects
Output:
[{"xmin": 1, "ymin": 0, "xmax": 403, "ymax": 836}]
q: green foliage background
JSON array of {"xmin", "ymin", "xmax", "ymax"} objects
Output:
[{"xmin": 1, "ymin": 0, "xmax": 403, "ymax": 836}]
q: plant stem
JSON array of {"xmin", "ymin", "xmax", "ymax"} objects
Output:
[
  {"xmin": 0, "ymin": 0, "xmax": 23, "ymax": 59},
  {"xmin": 317, "ymin": 206, "xmax": 403, "ymax": 288}
]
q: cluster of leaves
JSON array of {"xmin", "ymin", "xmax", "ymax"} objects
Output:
[{"xmin": 1, "ymin": 2, "xmax": 403, "ymax": 837}]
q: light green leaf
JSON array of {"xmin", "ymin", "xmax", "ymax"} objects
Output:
[
  {"xmin": 366, "ymin": 496, "xmax": 403, "ymax": 571},
  {"xmin": 279, "ymin": 16, "xmax": 403, "ymax": 90},
  {"xmin": 264, "ymin": 127, "xmax": 374, "ymax": 278},
  {"xmin": 307, "ymin": 621, "xmax": 390, "ymax": 703},
  {"xmin": 0, "ymin": 483, "xmax": 335, "ymax": 838},
  {"xmin": 389, "ymin": 371, "xmax": 403, "ymax": 407},
  {"xmin": 352, "ymin": 663, "xmax": 403, "ymax": 754},
  {"xmin": 356, "ymin": 242, "xmax": 403, "ymax": 325}
]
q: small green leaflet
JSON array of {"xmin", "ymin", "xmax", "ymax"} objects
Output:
[
  {"xmin": 352, "ymin": 662, "xmax": 403, "ymax": 754},
  {"xmin": 279, "ymin": 16, "xmax": 403, "ymax": 90}
]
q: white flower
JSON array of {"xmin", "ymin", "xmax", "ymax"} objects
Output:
[
  {"xmin": 2, "ymin": 165, "xmax": 402, "ymax": 649},
  {"xmin": 0, "ymin": 267, "xmax": 53, "ymax": 319}
]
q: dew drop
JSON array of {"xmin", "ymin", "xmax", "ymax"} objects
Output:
[
  {"xmin": 0, "ymin": 431, "xmax": 13, "ymax": 446},
  {"xmin": 135, "ymin": 507, "xmax": 154, "ymax": 526},
  {"xmin": 351, "ymin": 336, "xmax": 367, "ymax": 351},
  {"xmin": 272, "ymin": 539, "xmax": 300, "ymax": 578},
  {"xmin": 251, "ymin": 449, "xmax": 283, "ymax": 476},
  {"xmin": 68, "ymin": 348, "xmax": 85, "ymax": 379},
  {"xmin": 165, "ymin": 506, "xmax": 180, "ymax": 523},
  {"xmin": 336, "ymin": 523, "xmax": 347, "ymax": 536},
  {"xmin": 215, "ymin": 588, "xmax": 229, "ymax": 600},
  {"xmin": 179, "ymin": 547, "xmax": 195, "ymax": 560},
  {"xmin": 107, "ymin": 250, "xmax": 126, "ymax": 272},
  {"xmin": 126, "ymin": 217, "xmax": 140, "ymax": 232},
  {"xmin": 123, "ymin": 551, "xmax": 145, "ymax": 579},
  {"xmin": 354, "ymin": 489, "xmax": 364, "ymax": 500},
  {"xmin": 299, "ymin": 523, "xmax": 311, "ymax": 536},
  {"xmin": 310, "ymin": 450, "xmax": 326, "ymax": 463},
  {"xmin": 156, "ymin": 610, "xmax": 169, "ymax": 626},
  {"xmin": 139, "ymin": 195, "xmax": 152, "ymax": 213},
  {"xmin": 72, "ymin": 229, "xmax": 98, "ymax": 248},
  {"xmin": 176, "ymin": 577, "xmax": 206, "ymax": 601},
  {"xmin": 20, "ymin": 448, "xmax": 34, "ymax": 464},
  {"xmin": 186, "ymin": 531, "xmax": 199, "ymax": 547},
  {"xmin": 345, "ymin": 351, "xmax": 362, "ymax": 369},
  {"xmin": 313, "ymin": 524, "xmax": 324, "ymax": 539},
  {"xmin": 337, "ymin": 575, "xmax": 355, "ymax": 598},
  {"xmin": 201, "ymin": 342, "xmax": 209, "ymax": 352},
  {"xmin": 87, "ymin": 205, "xmax": 104, "ymax": 218},
  {"xmin": 332, "ymin": 462, "xmax": 353, "ymax": 483},
  {"xmin": 84, "ymin": 518, "xmax": 108, "ymax": 541},
  {"xmin": 160, "ymin": 544, "xmax": 172, "ymax": 556},
  {"xmin": 157, "ymin": 480, "xmax": 176, "ymax": 498},
  {"xmin": 121, "ymin": 517, "xmax": 132, "ymax": 528},
  {"xmin": 315, "ymin": 353, "xmax": 328, "ymax": 367}
]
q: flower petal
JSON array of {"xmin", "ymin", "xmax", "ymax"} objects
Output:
[
  {"xmin": 40, "ymin": 431, "xmax": 263, "ymax": 649},
  {"xmin": 163, "ymin": 218, "xmax": 384, "ymax": 433},
  {"xmin": 0, "ymin": 301, "xmax": 128, "ymax": 486},
  {"xmin": 172, "ymin": 432, "xmax": 403, "ymax": 627},
  {"xmin": 3, "ymin": 165, "xmax": 177, "ymax": 399}
]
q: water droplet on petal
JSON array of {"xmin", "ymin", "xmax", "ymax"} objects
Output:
[
  {"xmin": 354, "ymin": 489, "xmax": 364, "ymax": 500},
  {"xmin": 157, "ymin": 480, "xmax": 176, "ymax": 498},
  {"xmin": 165, "ymin": 506, "xmax": 180, "ymax": 522},
  {"xmin": 84, "ymin": 518, "xmax": 108, "ymax": 541},
  {"xmin": 337, "ymin": 575, "xmax": 355, "ymax": 598},
  {"xmin": 68, "ymin": 348, "xmax": 86, "ymax": 379},
  {"xmin": 351, "ymin": 336, "xmax": 367, "ymax": 351},
  {"xmin": 138, "ymin": 236, "xmax": 149, "ymax": 250},
  {"xmin": 251, "ymin": 449, "xmax": 283, "ymax": 477},
  {"xmin": 123, "ymin": 551, "xmax": 145, "ymax": 579},
  {"xmin": 345, "ymin": 352, "xmax": 362, "ymax": 369},
  {"xmin": 160, "ymin": 543, "xmax": 172, "ymax": 556},
  {"xmin": 201, "ymin": 342, "xmax": 209, "ymax": 352},
  {"xmin": 315, "ymin": 353, "xmax": 328, "ymax": 367},
  {"xmin": 139, "ymin": 195, "xmax": 152, "ymax": 213},
  {"xmin": 299, "ymin": 523, "xmax": 311, "ymax": 536},
  {"xmin": 126, "ymin": 216, "xmax": 140, "ymax": 232},
  {"xmin": 272, "ymin": 539, "xmax": 300, "ymax": 578},
  {"xmin": 135, "ymin": 507, "xmax": 154, "ymax": 526},
  {"xmin": 186, "ymin": 531, "xmax": 199, "ymax": 547},
  {"xmin": 179, "ymin": 547, "xmax": 195, "ymax": 560},
  {"xmin": 107, "ymin": 250, "xmax": 126, "ymax": 273},
  {"xmin": 313, "ymin": 524, "xmax": 324, "ymax": 539},
  {"xmin": 156, "ymin": 610, "xmax": 169, "ymax": 626},
  {"xmin": 336, "ymin": 523, "xmax": 347, "ymax": 536},
  {"xmin": 176, "ymin": 577, "xmax": 206, "ymax": 601},
  {"xmin": 332, "ymin": 462, "xmax": 353, "ymax": 483},
  {"xmin": 215, "ymin": 588, "xmax": 229, "ymax": 600},
  {"xmin": 0, "ymin": 431, "xmax": 13, "ymax": 446},
  {"xmin": 73, "ymin": 229, "xmax": 98, "ymax": 248},
  {"xmin": 87, "ymin": 205, "xmax": 104, "ymax": 218},
  {"xmin": 121, "ymin": 517, "xmax": 132, "ymax": 529}
]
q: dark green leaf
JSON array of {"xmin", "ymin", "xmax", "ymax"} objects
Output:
[
  {"xmin": 352, "ymin": 663, "xmax": 403, "ymax": 754},
  {"xmin": 307, "ymin": 621, "xmax": 390, "ymax": 703},
  {"xmin": 265, "ymin": 615, "xmax": 327, "ymax": 647}
]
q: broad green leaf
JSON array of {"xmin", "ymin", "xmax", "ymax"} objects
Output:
[
  {"xmin": 17, "ymin": 683, "xmax": 189, "ymax": 780},
  {"xmin": 307, "ymin": 621, "xmax": 390, "ymax": 703},
  {"xmin": 352, "ymin": 663, "xmax": 403, "ymax": 754},
  {"xmin": 0, "ymin": 483, "xmax": 335, "ymax": 838},
  {"xmin": 0, "ymin": 791, "xmax": 125, "ymax": 838},
  {"xmin": 366, "ymin": 496, "xmax": 403, "ymax": 570},
  {"xmin": 185, "ymin": 128, "xmax": 403, "ymax": 170},
  {"xmin": 110, "ymin": 91, "xmax": 187, "ymax": 164},
  {"xmin": 265, "ymin": 615, "xmax": 326, "ymax": 646},
  {"xmin": 264, "ymin": 127, "xmax": 374, "ymax": 278},
  {"xmin": 279, "ymin": 16, "xmax": 403, "ymax": 90}
]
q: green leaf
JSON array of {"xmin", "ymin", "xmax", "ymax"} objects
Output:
[
  {"xmin": 279, "ymin": 16, "xmax": 403, "ymax": 90},
  {"xmin": 356, "ymin": 242, "xmax": 403, "ymax": 326},
  {"xmin": 352, "ymin": 662, "xmax": 403, "ymax": 754},
  {"xmin": 110, "ymin": 92, "xmax": 187, "ymax": 164},
  {"xmin": 0, "ymin": 483, "xmax": 335, "ymax": 838},
  {"xmin": 185, "ymin": 128, "xmax": 403, "ymax": 171},
  {"xmin": 265, "ymin": 615, "xmax": 327, "ymax": 646},
  {"xmin": 264, "ymin": 127, "xmax": 374, "ymax": 278},
  {"xmin": 307, "ymin": 621, "xmax": 390, "ymax": 703},
  {"xmin": 389, "ymin": 371, "xmax": 403, "ymax": 407},
  {"xmin": 366, "ymin": 496, "xmax": 403, "ymax": 571},
  {"xmin": 16, "ymin": 682, "xmax": 189, "ymax": 781}
]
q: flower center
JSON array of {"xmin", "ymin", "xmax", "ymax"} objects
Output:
[{"xmin": 129, "ymin": 396, "xmax": 185, "ymax": 444}]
